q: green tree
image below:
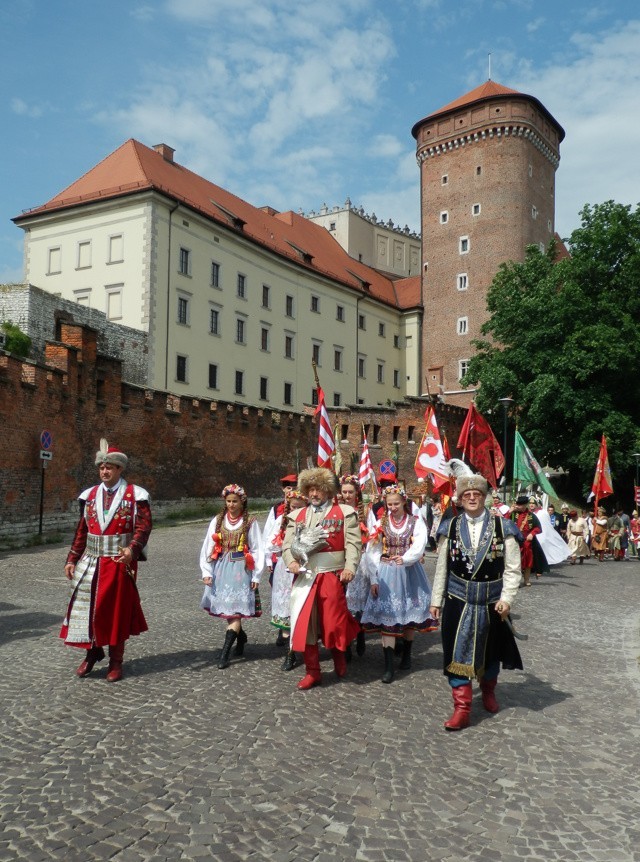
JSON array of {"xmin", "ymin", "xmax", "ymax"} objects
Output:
[
  {"xmin": 463, "ymin": 201, "xmax": 640, "ymax": 501},
  {"xmin": 1, "ymin": 321, "xmax": 31, "ymax": 358}
]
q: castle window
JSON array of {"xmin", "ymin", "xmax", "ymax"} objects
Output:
[
  {"xmin": 358, "ymin": 314, "xmax": 366, "ymax": 330},
  {"xmin": 210, "ymin": 261, "xmax": 220, "ymax": 287},
  {"xmin": 176, "ymin": 355, "xmax": 187, "ymax": 383},
  {"xmin": 77, "ymin": 240, "xmax": 92, "ymax": 270},
  {"xmin": 333, "ymin": 393, "xmax": 342, "ymax": 407},
  {"xmin": 285, "ymin": 294, "xmax": 294, "ymax": 318},
  {"xmin": 284, "ymin": 382, "xmax": 293, "ymax": 405},
  {"xmin": 47, "ymin": 246, "xmax": 62, "ymax": 275},
  {"xmin": 476, "ymin": 166, "xmax": 482, "ymax": 176},
  {"xmin": 334, "ymin": 349, "xmax": 343, "ymax": 372},
  {"xmin": 236, "ymin": 317, "xmax": 246, "ymax": 344},
  {"xmin": 329, "ymin": 221, "xmax": 336, "ymax": 231},
  {"xmin": 441, "ymin": 175, "xmax": 448, "ymax": 185},
  {"xmin": 393, "ymin": 370, "xmax": 400, "ymax": 388},
  {"xmin": 407, "ymin": 425, "xmax": 415, "ymax": 443},
  {"xmin": 235, "ymin": 370, "xmax": 244, "ymax": 395},
  {"xmin": 457, "ymin": 273, "xmax": 468, "ymax": 291},
  {"xmin": 337, "ymin": 304, "xmax": 345, "ymax": 322},
  {"xmin": 179, "ymin": 247, "xmax": 191, "ymax": 276},
  {"xmin": 377, "ymin": 362, "xmax": 384, "ymax": 384},
  {"xmin": 106, "ymin": 287, "xmax": 123, "ymax": 321},
  {"xmin": 237, "ymin": 273, "xmax": 246, "ymax": 298},
  {"xmin": 548, "ymin": 219, "xmax": 553, "ymax": 233},
  {"xmin": 457, "ymin": 317, "xmax": 469, "ymax": 335},
  {"xmin": 311, "ymin": 295, "xmax": 320, "ymax": 313},
  {"xmin": 260, "ymin": 327, "xmax": 269, "ymax": 352},
  {"xmin": 312, "ymin": 342, "xmax": 321, "ymax": 365},
  {"xmin": 459, "ymin": 236, "xmax": 470, "ymax": 255},
  {"xmin": 394, "ymin": 334, "xmax": 400, "ymax": 348},
  {"xmin": 262, "ymin": 284, "xmax": 270, "ymax": 308},
  {"xmin": 259, "ymin": 377, "xmax": 268, "ymax": 401},
  {"xmin": 440, "ymin": 211, "xmax": 448, "ymax": 224},
  {"xmin": 528, "ymin": 164, "xmax": 533, "ymax": 177},
  {"xmin": 378, "ymin": 322, "xmax": 385, "ymax": 337},
  {"xmin": 177, "ymin": 296, "xmax": 189, "ymax": 325},
  {"xmin": 208, "ymin": 363, "xmax": 218, "ymax": 389},
  {"xmin": 209, "ymin": 307, "xmax": 220, "ymax": 335},
  {"xmin": 472, "ymin": 203, "xmax": 481, "ymax": 216},
  {"xmin": 531, "ymin": 205, "xmax": 538, "ymax": 220},
  {"xmin": 108, "ymin": 234, "xmax": 123, "ymax": 264},
  {"xmin": 285, "ymin": 334, "xmax": 294, "ymax": 359},
  {"xmin": 459, "ymin": 359, "xmax": 470, "ymax": 381},
  {"xmin": 357, "ymin": 355, "xmax": 366, "ymax": 379}
]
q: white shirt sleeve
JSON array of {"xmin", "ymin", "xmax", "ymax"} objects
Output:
[
  {"xmin": 199, "ymin": 515, "xmax": 219, "ymax": 580},
  {"xmin": 247, "ymin": 518, "xmax": 265, "ymax": 583},
  {"xmin": 401, "ymin": 516, "xmax": 427, "ymax": 564}
]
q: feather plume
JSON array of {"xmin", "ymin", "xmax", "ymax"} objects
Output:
[
  {"xmin": 99, "ymin": 438, "xmax": 109, "ymax": 455},
  {"xmin": 444, "ymin": 458, "xmax": 473, "ymax": 478}
]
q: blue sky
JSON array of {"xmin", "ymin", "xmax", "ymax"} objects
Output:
[{"xmin": 1, "ymin": 0, "xmax": 639, "ymax": 282}]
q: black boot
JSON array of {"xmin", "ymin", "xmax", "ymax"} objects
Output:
[
  {"xmin": 399, "ymin": 639, "xmax": 413, "ymax": 670},
  {"xmin": 282, "ymin": 650, "xmax": 298, "ymax": 671},
  {"xmin": 394, "ymin": 638, "xmax": 404, "ymax": 656},
  {"xmin": 356, "ymin": 629, "xmax": 366, "ymax": 656},
  {"xmin": 382, "ymin": 646, "xmax": 395, "ymax": 684},
  {"xmin": 234, "ymin": 628, "xmax": 248, "ymax": 656},
  {"xmin": 275, "ymin": 629, "xmax": 286, "ymax": 647},
  {"xmin": 218, "ymin": 629, "xmax": 237, "ymax": 669},
  {"xmin": 345, "ymin": 643, "xmax": 353, "ymax": 662}
]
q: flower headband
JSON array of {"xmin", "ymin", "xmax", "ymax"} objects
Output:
[
  {"xmin": 222, "ymin": 483, "xmax": 247, "ymax": 502},
  {"xmin": 286, "ymin": 489, "xmax": 307, "ymax": 501},
  {"xmin": 339, "ymin": 474, "xmax": 360, "ymax": 488},
  {"xmin": 383, "ymin": 484, "xmax": 407, "ymax": 499}
]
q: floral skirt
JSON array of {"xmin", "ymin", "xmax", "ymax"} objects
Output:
[
  {"xmin": 270, "ymin": 556, "xmax": 292, "ymax": 629},
  {"xmin": 346, "ymin": 559, "xmax": 371, "ymax": 617},
  {"xmin": 361, "ymin": 561, "xmax": 437, "ymax": 636},
  {"xmin": 201, "ymin": 552, "xmax": 261, "ymax": 619}
]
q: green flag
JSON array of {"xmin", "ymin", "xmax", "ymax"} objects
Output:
[{"xmin": 513, "ymin": 430, "xmax": 556, "ymax": 496}]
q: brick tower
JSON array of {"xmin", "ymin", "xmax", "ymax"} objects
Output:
[{"xmin": 411, "ymin": 80, "xmax": 565, "ymax": 407}]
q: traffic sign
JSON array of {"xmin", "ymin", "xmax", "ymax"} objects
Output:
[
  {"xmin": 378, "ymin": 459, "xmax": 397, "ymax": 479},
  {"xmin": 40, "ymin": 450, "xmax": 53, "ymax": 460},
  {"xmin": 40, "ymin": 430, "xmax": 53, "ymax": 450}
]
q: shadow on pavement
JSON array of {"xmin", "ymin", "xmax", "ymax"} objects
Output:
[{"xmin": 0, "ymin": 609, "xmax": 60, "ymax": 646}]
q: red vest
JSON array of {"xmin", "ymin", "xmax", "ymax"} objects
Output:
[
  {"xmin": 295, "ymin": 503, "xmax": 347, "ymax": 552},
  {"xmin": 85, "ymin": 484, "xmax": 136, "ymax": 537}
]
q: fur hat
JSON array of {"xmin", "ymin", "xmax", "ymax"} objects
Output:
[
  {"xmin": 297, "ymin": 468, "xmax": 338, "ymax": 497},
  {"xmin": 455, "ymin": 474, "xmax": 489, "ymax": 499},
  {"xmin": 95, "ymin": 438, "xmax": 128, "ymax": 469},
  {"xmin": 515, "ymin": 495, "xmax": 529, "ymax": 506}
]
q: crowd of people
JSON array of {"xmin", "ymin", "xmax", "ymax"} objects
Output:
[{"xmin": 60, "ymin": 441, "xmax": 639, "ymax": 731}]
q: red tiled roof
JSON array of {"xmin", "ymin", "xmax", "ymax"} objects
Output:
[
  {"xmin": 15, "ymin": 139, "xmax": 420, "ymax": 312},
  {"xmin": 392, "ymin": 276, "xmax": 422, "ymax": 309},
  {"xmin": 411, "ymin": 79, "xmax": 565, "ymax": 141}
]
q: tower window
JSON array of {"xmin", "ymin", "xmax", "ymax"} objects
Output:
[
  {"xmin": 457, "ymin": 273, "xmax": 468, "ymax": 291},
  {"xmin": 472, "ymin": 203, "xmax": 481, "ymax": 216},
  {"xmin": 476, "ymin": 166, "xmax": 482, "ymax": 176},
  {"xmin": 441, "ymin": 175, "xmax": 448, "ymax": 185},
  {"xmin": 440, "ymin": 211, "xmax": 448, "ymax": 224},
  {"xmin": 459, "ymin": 236, "xmax": 470, "ymax": 255},
  {"xmin": 457, "ymin": 317, "xmax": 469, "ymax": 335}
]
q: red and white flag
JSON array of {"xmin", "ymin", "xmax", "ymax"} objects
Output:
[
  {"xmin": 359, "ymin": 426, "xmax": 377, "ymax": 493},
  {"xmin": 414, "ymin": 405, "xmax": 449, "ymax": 490},
  {"xmin": 587, "ymin": 434, "xmax": 613, "ymax": 504},
  {"xmin": 315, "ymin": 386, "xmax": 335, "ymax": 469}
]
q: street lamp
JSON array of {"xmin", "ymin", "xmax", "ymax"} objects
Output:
[{"xmin": 498, "ymin": 398, "xmax": 514, "ymax": 501}]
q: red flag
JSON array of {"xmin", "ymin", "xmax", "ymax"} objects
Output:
[
  {"xmin": 414, "ymin": 405, "xmax": 449, "ymax": 490},
  {"xmin": 315, "ymin": 387, "xmax": 334, "ymax": 469},
  {"xmin": 456, "ymin": 403, "xmax": 505, "ymax": 489},
  {"xmin": 587, "ymin": 434, "xmax": 613, "ymax": 504},
  {"xmin": 359, "ymin": 426, "xmax": 377, "ymax": 493}
]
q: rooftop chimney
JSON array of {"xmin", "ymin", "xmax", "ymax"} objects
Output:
[{"xmin": 153, "ymin": 143, "xmax": 175, "ymax": 163}]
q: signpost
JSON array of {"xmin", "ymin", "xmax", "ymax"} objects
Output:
[{"xmin": 39, "ymin": 431, "xmax": 53, "ymax": 535}]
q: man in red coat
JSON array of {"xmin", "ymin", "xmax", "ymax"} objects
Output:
[
  {"xmin": 61, "ymin": 439, "xmax": 152, "ymax": 681},
  {"xmin": 283, "ymin": 468, "xmax": 361, "ymax": 690}
]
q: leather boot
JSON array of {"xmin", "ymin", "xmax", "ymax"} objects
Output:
[
  {"xmin": 76, "ymin": 646, "xmax": 105, "ymax": 677},
  {"xmin": 444, "ymin": 684, "xmax": 472, "ymax": 730},
  {"xmin": 275, "ymin": 629, "xmax": 286, "ymax": 647},
  {"xmin": 399, "ymin": 639, "xmax": 413, "ymax": 671},
  {"xmin": 480, "ymin": 677, "xmax": 500, "ymax": 713},
  {"xmin": 218, "ymin": 629, "xmax": 237, "ymax": 669},
  {"xmin": 331, "ymin": 648, "xmax": 347, "ymax": 678},
  {"xmin": 297, "ymin": 644, "xmax": 321, "ymax": 689},
  {"xmin": 382, "ymin": 646, "xmax": 395, "ymax": 684},
  {"xmin": 394, "ymin": 638, "xmax": 404, "ymax": 656},
  {"xmin": 282, "ymin": 650, "xmax": 298, "ymax": 671},
  {"xmin": 356, "ymin": 629, "xmax": 366, "ymax": 656},
  {"xmin": 234, "ymin": 627, "xmax": 248, "ymax": 656},
  {"xmin": 106, "ymin": 642, "xmax": 125, "ymax": 682}
]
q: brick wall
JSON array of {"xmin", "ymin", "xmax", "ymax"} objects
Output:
[{"xmin": 0, "ymin": 321, "xmax": 470, "ymax": 538}]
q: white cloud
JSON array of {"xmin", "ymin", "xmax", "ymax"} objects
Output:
[
  {"xmin": 526, "ymin": 16, "xmax": 545, "ymax": 33},
  {"xmin": 513, "ymin": 19, "xmax": 640, "ymax": 237},
  {"xmin": 369, "ymin": 134, "xmax": 405, "ymax": 158},
  {"xmin": 11, "ymin": 98, "xmax": 45, "ymax": 119}
]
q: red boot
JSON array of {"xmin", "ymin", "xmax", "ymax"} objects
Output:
[
  {"xmin": 444, "ymin": 684, "xmax": 472, "ymax": 731},
  {"xmin": 297, "ymin": 644, "xmax": 321, "ymax": 690},
  {"xmin": 76, "ymin": 646, "xmax": 105, "ymax": 677},
  {"xmin": 106, "ymin": 641, "xmax": 125, "ymax": 682},
  {"xmin": 331, "ymin": 648, "xmax": 347, "ymax": 678},
  {"xmin": 480, "ymin": 677, "xmax": 500, "ymax": 713}
]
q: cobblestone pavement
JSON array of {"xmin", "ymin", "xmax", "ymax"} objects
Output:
[{"xmin": 1, "ymin": 520, "xmax": 639, "ymax": 862}]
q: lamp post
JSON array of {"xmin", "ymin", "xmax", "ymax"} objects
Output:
[{"xmin": 498, "ymin": 398, "xmax": 514, "ymax": 501}]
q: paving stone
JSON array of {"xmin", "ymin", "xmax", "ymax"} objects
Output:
[{"xmin": 0, "ymin": 525, "xmax": 638, "ymax": 862}]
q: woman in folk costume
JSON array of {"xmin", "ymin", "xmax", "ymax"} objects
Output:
[
  {"xmin": 566, "ymin": 510, "xmax": 590, "ymax": 564},
  {"xmin": 264, "ymin": 490, "xmax": 307, "ymax": 671},
  {"xmin": 591, "ymin": 506, "xmax": 609, "ymax": 561},
  {"xmin": 199, "ymin": 484, "xmax": 265, "ymax": 669},
  {"xmin": 431, "ymin": 474, "xmax": 523, "ymax": 731},
  {"xmin": 340, "ymin": 474, "xmax": 371, "ymax": 657},
  {"xmin": 61, "ymin": 439, "xmax": 152, "ymax": 682},
  {"xmin": 361, "ymin": 485, "xmax": 438, "ymax": 684}
]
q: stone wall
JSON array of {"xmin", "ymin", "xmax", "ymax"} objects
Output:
[{"xmin": 0, "ymin": 283, "xmax": 149, "ymax": 387}]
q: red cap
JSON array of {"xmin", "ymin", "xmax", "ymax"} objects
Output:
[{"xmin": 280, "ymin": 474, "xmax": 297, "ymax": 484}]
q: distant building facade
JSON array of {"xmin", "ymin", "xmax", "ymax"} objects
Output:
[
  {"xmin": 303, "ymin": 200, "xmax": 421, "ymax": 279},
  {"xmin": 13, "ymin": 142, "xmax": 422, "ymax": 410}
]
